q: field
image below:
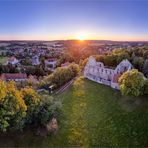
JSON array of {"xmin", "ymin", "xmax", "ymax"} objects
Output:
[
  {"xmin": 0, "ymin": 56, "xmax": 8, "ymax": 64},
  {"xmin": 0, "ymin": 77, "xmax": 148, "ymax": 147}
]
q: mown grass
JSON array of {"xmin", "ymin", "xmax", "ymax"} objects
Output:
[
  {"xmin": 0, "ymin": 77, "xmax": 148, "ymax": 147},
  {"xmin": 56, "ymin": 77, "xmax": 148, "ymax": 147}
]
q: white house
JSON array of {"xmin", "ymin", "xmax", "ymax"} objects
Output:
[
  {"xmin": 84, "ymin": 56, "xmax": 133, "ymax": 89},
  {"xmin": 32, "ymin": 55, "xmax": 40, "ymax": 65},
  {"xmin": 45, "ymin": 58, "xmax": 57, "ymax": 70},
  {"xmin": 7, "ymin": 56, "xmax": 19, "ymax": 65}
]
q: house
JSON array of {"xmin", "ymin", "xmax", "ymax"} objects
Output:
[
  {"xmin": 32, "ymin": 55, "xmax": 40, "ymax": 65},
  {"xmin": 7, "ymin": 56, "xmax": 19, "ymax": 65},
  {"xmin": 45, "ymin": 58, "xmax": 57, "ymax": 70},
  {"xmin": 0, "ymin": 73, "xmax": 27, "ymax": 81},
  {"xmin": 84, "ymin": 56, "xmax": 133, "ymax": 90}
]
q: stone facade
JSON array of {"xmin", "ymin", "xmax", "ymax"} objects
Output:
[{"xmin": 84, "ymin": 56, "xmax": 133, "ymax": 89}]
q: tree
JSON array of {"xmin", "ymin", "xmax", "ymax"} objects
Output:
[
  {"xmin": 25, "ymin": 66, "xmax": 36, "ymax": 75},
  {"xmin": 40, "ymin": 63, "xmax": 80, "ymax": 89},
  {"xmin": 143, "ymin": 50, "xmax": 148, "ymax": 59},
  {"xmin": 0, "ymin": 80, "xmax": 61, "ymax": 132},
  {"xmin": 94, "ymin": 55, "xmax": 104, "ymax": 63},
  {"xmin": 21, "ymin": 57, "xmax": 31, "ymax": 66},
  {"xmin": 143, "ymin": 80, "xmax": 148, "ymax": 95},
  {"xmin": 132, "ymin": 56, "xmax": 144, "ymax": 71},
  {"xmin": 112, "ymin": 49, "xmax": 130, "ymax": 64},
  {"xmin": 79, "ymin": 58, "xmax": 88, "ymax": 70},
  {"xmin": 104, "ymin": 55, "xmax": 117, "ymax": 67},
  {"xmin": 0, "ymin": 81, "xmax": 27, "ymax": 132},
  {"xmin": 143, "ymin": 59, "xmax": 148, "ymax": 77},
  {"xmin": 119, "ymin": 69, "xmax": 145, "ymax": 96},
  {"xmin": 35, "ymin": 66, "xmax": 45, "ymax": 76},
  {"xmin": 68, "ymin": 63, "xmax": 80, "ymax": 77},
  {"xmin": 37, "ymin": 95, "xmax": 61, "ymax": 125},
  {"xmin": 21, "ymin": 87, "xmax": 40, "ymax": 124},
  {"xmin": 26, "ymin": 75, "xmax": 39, "ymax": 88}
]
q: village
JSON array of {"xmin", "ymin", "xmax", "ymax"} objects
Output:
[
  {"xmin": 0, "ymin": 41, "xmax": 66, "ymax": 82},
  {"xmin": 0, "ymin": 40, "xmax": 147, "ymax": 82}
]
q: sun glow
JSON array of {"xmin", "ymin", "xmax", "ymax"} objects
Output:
[{"xmin": 75, "ymin": 31, "xmax": 89, "ymax": 41}]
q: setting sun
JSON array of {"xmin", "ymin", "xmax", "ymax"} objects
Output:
[
  {"xmin": 75, "ymin": 31, "xmax": 89, "ymax": 41},
  {"xmin": 76, "ymin": 34, "xmax": 86, "ymax": 41}
]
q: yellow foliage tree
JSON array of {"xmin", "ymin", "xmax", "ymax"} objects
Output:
[{"xmin": 0, "ymin": 80, "xmax": 27, "ymax": 132}]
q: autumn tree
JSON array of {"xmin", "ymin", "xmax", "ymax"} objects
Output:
[
  {"xmin": 21, "ymin": 87, "xmax": 40, "ymax": 124},
  {"xmin": 0, "ymin": 81, "xmax": 27, "ymax": 132},
  {"xmin": 0, "ymin": 80, "xmax": 61, "ymax": 132},
  {"xmin": 79, "ymin": 58, "xmax": 88, "ymax": 70},
  {"xmin": 119, "ymin": 69, "xmax": 145, "ymax": 96}
]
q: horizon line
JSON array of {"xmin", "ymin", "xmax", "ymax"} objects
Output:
[{"xmin": 0, "ymin": 39, "xmax": 148, "ymax": 42}]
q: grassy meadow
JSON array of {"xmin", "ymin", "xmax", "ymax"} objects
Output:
[{"xmin": 0, "ymin": 77, "xmax": 148, "ymax": 147}]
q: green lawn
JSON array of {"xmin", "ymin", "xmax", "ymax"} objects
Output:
[
  {"xmin": 0, "ymin": 56, "xmax": 8, "ymax": 64},
  {"xmin": 0, "ymin": 77, "xmax": 148, "ymax": 147}
]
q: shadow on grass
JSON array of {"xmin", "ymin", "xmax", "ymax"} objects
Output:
[{"xmin": 119, "ymin": 95, "xmax": 148, "ymax": 112}]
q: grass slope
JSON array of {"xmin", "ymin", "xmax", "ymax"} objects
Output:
[
  {"xmin": 0, "ymin": 77, "xmax": 148, "ymax": 147},
  {"xmin": 56, "ymin": 77, "xmax": 148, "ymax": 147}
]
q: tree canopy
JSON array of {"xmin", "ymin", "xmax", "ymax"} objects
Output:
[
  {"xmin": 0, "ymin": 80, "xmax": 60, "ymax": 132},
  {"xmin": 0, "ymin": 81, "xmax": 27, "ymax": 132},
  {"xmin": 119, "ymin": 69, "xmax": 145, "ymax": 96}
]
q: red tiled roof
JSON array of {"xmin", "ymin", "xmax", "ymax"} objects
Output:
[
  {"xmin": 0, "ymin": 73, "xmax": 27, "ymax": 80},
  {"xmin": 8, "ymin": 56, "xmax": 17, "ymax": 62},
  {"xmin": 112, "ymin": 74, "xmax": 121, "ymax": 83}
]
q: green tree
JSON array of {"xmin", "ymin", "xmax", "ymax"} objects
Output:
[
  {"xmin": 119, "ymin": 69, "xmax": 145, "ymax": 96},
  {"xmin": 37, "ymin": 95, "xmax": 61, "ymax": 125},
  {"xmin": 104, "ymin": 55, "xmax": 117, "ymax": 67},
  {"xmin": 143, "ymin": 59, "xmax": 148, "ymax": 77},
  {"xmin": 143, "ymin": 80, "xmax": 148, "ymax": 95},
  {"xmin": 68, "ymin": 63, "xmax": 80, "ymax": 77},
  {"xmin": 40, "ymin": 63, "xmax": 80, "ymax": 89},
  {"xmin": 132, "ymin": 56, "xmax": 144, "ymax": 71}
]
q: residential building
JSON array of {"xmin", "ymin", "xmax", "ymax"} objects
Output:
[
  {"xmin": 7, "ymin": 56, "xmax": 19, "ymax": 65},
  {"xmin": 32, "ymin": 55, "xmax": 40, "ymax": 65},
  {"xmin": 45, "ymin": 58, "xmax": 57, "ymax": 70},
  {"xmin": 0, "ymin": 73, "xmax": 27, "ymax": 81}
]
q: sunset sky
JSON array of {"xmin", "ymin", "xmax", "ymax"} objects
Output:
[{"xmin": 0, "ymin": 0, "xmax": 148, "ymax": 41}]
